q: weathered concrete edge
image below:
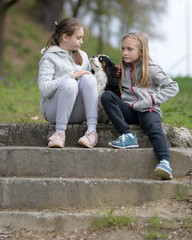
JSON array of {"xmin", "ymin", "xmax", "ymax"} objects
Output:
[
  {"xmin": 0, "ymin": 147, "xmax": 191, "ymax": 179},
  {"xmin": 0, "ymin": 178, "xmax": 191, "ymax": 209},
  {"xmin": 0, "ymin": 210, "xmax": 177, "ymax": 233}
]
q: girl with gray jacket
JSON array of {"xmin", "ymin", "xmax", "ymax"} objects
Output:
[
  {"xmin": 38, "ymin": 17, "xmax": 98, "ymax": 148},
  {"xmin": 101, "ymin": 32, "xmax": 179, "ymax": 180}
]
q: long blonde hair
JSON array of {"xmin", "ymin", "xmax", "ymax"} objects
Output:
[
  {"xmin": 120, "ymin": 32, "xmax": 152, "ymax": 88},
  {"xmin": 45, "ymin": 17, "xmax": 86, "ymax": 65}
]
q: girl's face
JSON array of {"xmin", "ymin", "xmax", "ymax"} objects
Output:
[
  {"xmin": 60, "ymin": 26, "xmax": 84, "ymax": 51},
  {"xmin": 121, "ymin": 37, "xmax": 142, "ymax": 64}
]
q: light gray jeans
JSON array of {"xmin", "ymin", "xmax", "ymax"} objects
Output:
[{"xmin": 44, "ymin": 74, "xmax": 98, "ymax": 132}]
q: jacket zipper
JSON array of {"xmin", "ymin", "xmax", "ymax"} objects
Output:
[
  {"xmin": 130, "ymin": 66, "xmax": 138, "ymax": 108},
  {"xmin": 148, "ymin": 93, "xmax": 155, "ymax": 112}
]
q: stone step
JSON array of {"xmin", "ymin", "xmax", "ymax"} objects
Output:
[
  {"xmin": 0, "ymin": 124, "xmax": 191, "ymax": 235},
  {"xmin": 0, "ymin": 147, "xmax": 192, "ymax": 179},
  {"xmin": 0, "ymin": 205, "xmax": 182, "ymax": 234},
  {"xmin": 0, "ymin": 177, "xmax": 191, "ymax": 209},
  {"xmin": 0, "ymin": 124, "xmax": 191, "ymax": 148},
  {"xmin": 0, "ymin": 210, "xmax": 98, "ymax": 233},
  {"xmin": 0, "ymin": 123, "xmax": 150, "ymax": 147},
  {"xmin": 0, "ymin": 206, "xmax": 181, "ymax": 233}
]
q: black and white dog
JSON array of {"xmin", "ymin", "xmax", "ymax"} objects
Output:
[{"xmin": 90, "ymin": 54, "xmax": 121, "ymax": 123}]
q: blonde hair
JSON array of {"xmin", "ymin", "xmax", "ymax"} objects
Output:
[
  {"xmin": 120, "ymin": 32, "xmax": 152, "ymax": 88},
  {"xmin": 45, "ymin": 17, "xmax": 87, "ymax": 65}
]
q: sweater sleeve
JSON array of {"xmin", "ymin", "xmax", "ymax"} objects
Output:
[
  {"xmin": 149, "ymin": 65, "xmax": 179, "ymax": 105},
  {"xmin": 38, "ymin": 57, "xmax": 74, "ymax": 98}
]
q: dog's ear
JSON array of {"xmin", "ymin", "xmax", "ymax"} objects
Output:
[
  {"xmin": 104, "ymin": 59, "xmax": 114, "ymax": 75},
  {"xmin": 105, "ymin": 60, "xmax": 119, "ymax": 87}
]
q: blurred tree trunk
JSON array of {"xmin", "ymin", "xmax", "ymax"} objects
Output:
[
  {"xmin": 0, "ymin": 0, "xmax": 19, "ymax": 75},
  {"xmin": 85, "ymin": 0, "xmax": 112, "ymax": 54},
  {"xmin": 69, "ymin": 0, "xmax": 83, "ymax": 18},
  {"xmin": 45, "ymin": 0, "xmax": 64, "ymax": 31},
  {"xmin": 34, "ymin": 0, "xmax": 64, "ymax": 32}
]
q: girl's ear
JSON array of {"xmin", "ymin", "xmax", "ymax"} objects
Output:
[{"xmin": 62, "ymin": 33, "xmax": 68, "ymax": 42}]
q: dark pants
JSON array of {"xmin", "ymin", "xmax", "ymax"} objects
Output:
[{"xmin": 101, "ymin": 91, "xmax": 170, "ymax": 161}]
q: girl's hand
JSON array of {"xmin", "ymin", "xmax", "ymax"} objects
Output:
[
  {"xmin": 74, "ymin": 70, "xmax": 92, "ymax": 79},
  {"xmin": 116, "ymin": 66, "xmax": 121, "ymax": 77}
]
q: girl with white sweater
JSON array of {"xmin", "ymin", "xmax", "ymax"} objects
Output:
[{"xmin": 38, "ymin": 17, "xmax": 98, "ymax": 148}]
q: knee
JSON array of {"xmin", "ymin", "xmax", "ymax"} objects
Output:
[
  {"xmin": 58, "ymin": 79, "xmax": 78, "ymax": 95},
  {"xmin": 80, "ymin": 74, "xmax": 97, "ymax": 88},
  {"xmin": 146, "ymin": 122, "xmax": 163, "ymax": 137},
  {"xmin": 101, "ymin": 90, "xmax": 113, "ymax": 105}
]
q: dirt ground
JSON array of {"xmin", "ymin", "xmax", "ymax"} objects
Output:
[{"xmin": 0, "ymin": 194, "xmax": 192, "ymax": 240}]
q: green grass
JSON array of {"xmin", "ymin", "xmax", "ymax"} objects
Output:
[
  {"xmin": 145, "ymin": 232, "xmax": 169, "ymax": 240},
  {"xmin": 0, "ymin": 74, "xmax": 47, "ymax": 124},
  {"xmin": 176, "ymin": 184, "xmax": 190, "ymax": 201},
  {"xmin": 161, "ymin": 77, "xmax": 192, "ymax": 129},
  {"xmin": 92, "ymin": 205, "xmax": 135, "ymax": 230},
  {"xmin": 0, "ymin": 75, "xmax": 191, "ymax": 128},
  {"xmin": 179, "ymin": 218, "xmax": 192, "ymax": 230}
]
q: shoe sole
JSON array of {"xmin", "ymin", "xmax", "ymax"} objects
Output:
[
  {"xmin": 48, "ymin": 143, "xmax": 64, "ymax": 148},
  {"xmin": 77, "ymin": 140, "xmax": 96, "ymax": 148},
  {"xmin": 108, "ymin": 143, "xmax": 139, "ymax": 149},
  {"xmin": 154, "ymin": 167, "xmax": 173, "ymax": 180}
]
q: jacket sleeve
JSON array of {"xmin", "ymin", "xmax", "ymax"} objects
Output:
[
  {"xmin": 38, "ymin": 56, "xmax": 74, "ymax": 98},
  {"xmin": 149, "ymin": 65, "xmax": 179, "ymax": 105}
]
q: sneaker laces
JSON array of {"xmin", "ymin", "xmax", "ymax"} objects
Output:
[
  {"xmin": 78, "ymin": 130, "xmax": 98, "ymax": 148},
  {"xmin": 119, "ymin": 134, "xmax": 133, "ymax": 145},
  {"xmin": 160, "ymin": 160, "xmax": 171, "ymax": 169},
  {"xmin": 85, "ymin": 130, "xmax": 97, "ymax": 139},
  {"xmin": 49, "ymin": 132, "xmax": 65, "ymax": 141}
]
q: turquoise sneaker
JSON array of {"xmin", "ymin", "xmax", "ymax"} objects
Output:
[
  {"xmin": 108, "ymin": 133, "xmax": 139, "ymax": 149},
  {"xmin": 154, "ymin": 159, "xmax": 173, "ymax": 180}
]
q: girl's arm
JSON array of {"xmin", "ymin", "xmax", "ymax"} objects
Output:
[
  {"xmin": 38, "ymin": 57, "xmax": 75, "ymax": 98},
  {"xmin": 38, "ymin": 51, "xmax": 93, "ymax": 98},
  {"xmin": 149, "ymin": 65, "xmax": 179, "ymax": 105}
]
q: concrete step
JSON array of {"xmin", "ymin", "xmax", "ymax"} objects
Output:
[
  {"xmin": 0, "ymin": 205, "xmax": 182, "ymax": 233},
  {"xmin": 0, "ymin": 177, "xmax": 191, "ymax": 209},
  {"xmin": 0, "ymin": 147, "xmax": 191, "ymax": 179},
  {"xmin": 1, "ymin": 123, "xmax": 191, "ymax": 148},
  {"xmin": 0, "ymin": 123, "xmax": 151, "ymax": 148},
  {"xmin": 0, "ymin": 124, "xmax": 191, "ymax": 234},
  {"xmin": 0, "ymin": 210, "xmax": 99, "ymax": 233},
  {"xmin": 0, "ymin": 203, "xmax": 185, "ymax": 233}
]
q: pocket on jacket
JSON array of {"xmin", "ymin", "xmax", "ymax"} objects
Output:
[{"xmin": 132, "ymin": 88, "xmax": 154, "ymax": 112}]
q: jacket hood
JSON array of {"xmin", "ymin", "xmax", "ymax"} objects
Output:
[{"xmin": 41, "ymin": 45, "xmax": 69, "ymax": 54}]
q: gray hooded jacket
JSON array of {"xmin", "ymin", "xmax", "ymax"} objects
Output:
[
  {"xmin": 121, "ymin": 61, "xmax": 179, "ymax": 117},
  {"xmin": 38, "ymin": 46, "xmax": 91, "ymax": 115}
]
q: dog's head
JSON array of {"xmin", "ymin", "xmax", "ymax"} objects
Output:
[
  {"xmin": 90, "ymin": 55, "xmax": 116, "ymax": 76},
  {"xmin": 90, "ymin": 55, "xmax": 121, "ymax": 97}
]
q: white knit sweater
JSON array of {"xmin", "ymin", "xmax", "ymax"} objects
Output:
[{"xmin": 38, "ymin": 45, "xmax": 91, "ymax": 115}]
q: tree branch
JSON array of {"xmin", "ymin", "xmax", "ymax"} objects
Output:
[{"xmin": 4, "ymin": 0, "xmax": 19, "ymax": 11}]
